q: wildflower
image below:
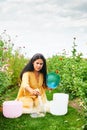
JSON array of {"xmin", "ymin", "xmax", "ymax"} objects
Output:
[
  {"xmin": 3, "ymin": 47, "xmax": 7, "ymax": 50},
  {"xmin": 55, "ymin": 69, "xmax": 59, "ymax": 74},
  {"xmin": 59, "ymin": 57, "xmax": 63, "ymax": 60},
  {"xmin": 1, "ymin": 64, "xmax": 10, "ymax": 72},
  {"xmin": 73, "ymin": 37, "xmax": 76, "ymax": 40}
]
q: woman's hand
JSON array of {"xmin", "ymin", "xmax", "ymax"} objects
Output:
[
  {"xmin": 32, "ymin": 89, "xmax": 40, "ymax": 96},
  {"xmin": 25, "ymin": 84, "xmax": 40, "ymax": 96},
  {"xmin": 47, "ymin": 87, "xmax": 53, "ymax": 90},
  {"xmin": 29, "ymin": 88, "xmax": 40, "ymax": 96}
]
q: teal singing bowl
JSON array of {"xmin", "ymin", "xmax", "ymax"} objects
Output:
[{"xmin": 46, "ymin": 72, "xmax": 60, "ymax": 89}]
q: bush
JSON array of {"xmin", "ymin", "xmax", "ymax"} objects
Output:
[{"xmin": 0, "ymin": 31, "xmax": 28, "ymax": 95}]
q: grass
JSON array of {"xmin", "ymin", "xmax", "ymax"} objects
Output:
[
  {"xmin": 0, "ymin": 87, "xmax": 86, "ymax": 130},
  {"xmin": 0, "ymin": 107, "xmax": 85, "ymax": 130}
]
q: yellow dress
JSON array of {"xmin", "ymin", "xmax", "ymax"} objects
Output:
[{"xmin": 16, "ymin": 71, "xmax": 48, "ymax": 113}]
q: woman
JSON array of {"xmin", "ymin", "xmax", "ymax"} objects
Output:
[{"xmin": 16, "ymin": 53, "xmax": 50, "ymax": 117}]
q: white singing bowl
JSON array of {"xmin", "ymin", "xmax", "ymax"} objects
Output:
[
  {"xmin": 50, "ymin": 93, "xmax": 69, "ymax": 115},
  {"xmin": 3, "ymin": 100, "xmax": 23, "ymax": 118}
]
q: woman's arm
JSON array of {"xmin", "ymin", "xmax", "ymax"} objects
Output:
[
  {"xmin": 22, "ymin": 72, "xmax": 40, "ymax": 96},
  {"xmin": 24, "ymin": 84, "xmax": 40, "ymax": 96}
]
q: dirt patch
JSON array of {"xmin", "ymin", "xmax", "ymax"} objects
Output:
[
  {"xmin": 69, "ymin": 98, "xmax": 83, "ymax": 112},
  {"xmin": 0, "ymin": 107, "xmax": 2, "ymax": 112}
]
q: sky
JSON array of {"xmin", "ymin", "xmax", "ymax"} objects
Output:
[{"xmin": 0, "ymin": 0, "xmax": 87, "ymax": 58}]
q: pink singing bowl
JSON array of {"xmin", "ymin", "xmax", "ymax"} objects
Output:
[{"xmin": 3, "ymin": 100, "xmax": 23, "ymax": 118}]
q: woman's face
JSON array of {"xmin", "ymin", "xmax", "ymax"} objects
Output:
[{"xmin": 33, "ymin": 59, "xmax": 44, "ymax": 71}]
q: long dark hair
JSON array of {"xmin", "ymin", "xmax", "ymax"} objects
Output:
[{"xmin": 20, "ymin": 53, "xmax": 47, "ymax": 86}]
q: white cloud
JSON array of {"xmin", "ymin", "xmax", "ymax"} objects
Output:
[{"xmin": 0, "ymin": 0, "xmax": 87, "ymax": 58}]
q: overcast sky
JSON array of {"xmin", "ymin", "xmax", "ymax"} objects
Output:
[{"xmin": 0, "ymin": 0, "xmax": 87, "ymax": 58}]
